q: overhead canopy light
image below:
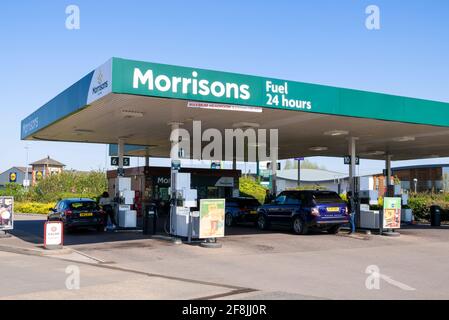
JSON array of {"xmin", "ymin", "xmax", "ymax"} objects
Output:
[
  {"xmin": 232, "ymin": 122, "xmax": 260, "ymax": 128},
  {"xmin": 323, "ymin": 130, "xmax": 349, "ymax": 136},
  {"xmin": 360, "ymin": 150, "xmax": 385, "ymax": 156},
  {"xmin": 121, "ymin": 109, "xmax": 144, "ymax": 118},
  {"xmin": 393, "ymin": 136, "xmax": 415, "ymax": 142},
  {"xmin": 73, "ymin": 128, "xmax": 94, "ymax": 134},
  {"xmin": 309, "ymin": 146, "xmax": 328, "ymax": 151}
]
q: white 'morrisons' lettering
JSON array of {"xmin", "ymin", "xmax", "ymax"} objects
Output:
[
  {"xmin": 132, "ymin": 68, "xmax": 251, "ymax": 101},
  {"xmin": 155, "ymin": 74, "xmax": 171, "ymax": 92},
  {"xmin": 211, "ymin": 81, "xmax": 226, "ymax": 97},
  {"xmin": 133, "ymin": 68, "xmax": 154, "ymax": 90}
]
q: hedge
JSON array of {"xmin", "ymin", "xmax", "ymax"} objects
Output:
[{"xmin": 14, "ymin": 202, "xmax": 56, "ymax": 215}]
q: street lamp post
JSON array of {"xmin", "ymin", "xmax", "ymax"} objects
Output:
[{"xmin": 24, "ymin": 145, "xmax": 30, "ymax": 189}]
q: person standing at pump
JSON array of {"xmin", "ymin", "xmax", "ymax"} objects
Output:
[
  {"xmin": 264, "ymin": 189, "xmax": 275, "ymax": 204},
  {"xmin": 346, "ymin": 191, "xmax": 356, "ymax": 234},
  {"xmin": 99, "ymin": 191, "xmax": 117, "ymax": 230}
]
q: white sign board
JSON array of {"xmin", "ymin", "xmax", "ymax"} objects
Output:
[
  {"xmin": 44, "ymin": 221, "xmax": 63, "ymax": 248},
  {"xmin": 188, "ymin": 101, "xmax": 262, "ymax": 113}
]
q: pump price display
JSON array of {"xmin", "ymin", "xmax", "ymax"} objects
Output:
[{"xmin": 111, "ymin": 157, "xmax": 130, "ymax": 166}]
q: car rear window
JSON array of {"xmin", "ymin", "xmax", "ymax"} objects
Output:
[
  {"xmin": 69, "ymin": 201, "xmax": 98, "ymax": 211},
  {"xmin": 312, "ymin": 192, "xmax": 344, "ymax": 204}
]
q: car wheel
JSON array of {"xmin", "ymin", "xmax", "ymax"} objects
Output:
[
  {"xmin": 96, "ymin": 225, "xmax": 105, "ymax": 232},
  {"xmin": 257, "ymin": 214, "xmax": 270, "ymax": 230},
  {"xmin": 292, "ymin": 216, "xmax": 308, "ymax": 235},
  {"xmin": 328, "ymin": 225, "xmax": 341, "ymax": 234},
  {"xmin": 225, "ymin": 213, "xmax": 234, "ymax": 227}
]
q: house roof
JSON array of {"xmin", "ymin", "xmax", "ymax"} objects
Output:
[
  {"xmin": 276, "ymin": 168, "xmax": 386, "ymax": 182},
  {"xmin": 14, "ymin": 167, "xmax": 32, "ymax": 173},
  {"xmin": 392, "ymin": 163, "xmax": 449, "ymax": 171},
  {"xmin": 30, "ymin": 156, "xmax": 65, "ymax": 167}
]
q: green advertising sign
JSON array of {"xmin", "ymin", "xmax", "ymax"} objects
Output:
[
  {"xmin": 21, "ymin": 57, "xmax": 449, "ymax": 140},
  {"xmin": 383, "ymin": 197, "xmax": 401, "ymax": 229},
  {"xmin": 112, "ymin": 57, "xmax": 449, "ymax": 127}
]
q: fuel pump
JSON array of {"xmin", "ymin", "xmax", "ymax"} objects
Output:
[
  {"xmin": 168, "ymin": 166, "xmax": 198, "ymax": 240},
  {"xmin": 115, "ymin": 176, "xmax": 137, "ymax": 228}
]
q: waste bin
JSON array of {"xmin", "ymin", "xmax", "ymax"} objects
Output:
[
  {"xmin": 430, "ymin": 205, "xmax": 441, "ymax": 227},
  {"xmin": 143, "ymin": 203, "xmax": 157, "ymax": 235}
]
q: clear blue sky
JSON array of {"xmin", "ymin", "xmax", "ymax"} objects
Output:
[{"xmin": 1, "ymin": 0, "xmax": 448, "ymax": 174}]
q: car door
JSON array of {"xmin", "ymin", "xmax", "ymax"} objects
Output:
[
  {"xmin": 265, "ymin": 193, "xmax": 287, "ymax": 223},
  {"xmin": 283, "ymin": 192, "xmax": 301, "ymax": 223}
]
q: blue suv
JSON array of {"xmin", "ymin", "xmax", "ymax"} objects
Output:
[{"xmin": 257, "ymin": 190, "xmax": 349, "ymax": 235}]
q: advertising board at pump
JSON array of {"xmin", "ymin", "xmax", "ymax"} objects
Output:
[
  {"xmin": 199, "ymin": 199, "xmax": 225, "ymax": 239},
  {"xmin": 0, "ymin": 197, "xmax": 14, "ymax": 231},
  {"xmin": 44, "ymin": 221, "xmax": 63, "ymax": 249},
  {"xmin": 383, "ymin": 197, "xmax": 401, "ymax": 229}
]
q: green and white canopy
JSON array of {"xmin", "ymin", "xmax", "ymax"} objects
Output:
[{"xmin": 21, "ymin": 57, "xmax": 449, "ymax": 160}]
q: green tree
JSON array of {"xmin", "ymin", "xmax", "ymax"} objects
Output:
[
  {"xmin": 284, "ymin": 159, "xmax": 294, "ymax": 170},
  {"xmin": 30, "ymin": 170, "xmax": 107, "ymax": 202},
  {"xmin": 300, "ymin": 159, "xmax": 326, "ymax": 170}
]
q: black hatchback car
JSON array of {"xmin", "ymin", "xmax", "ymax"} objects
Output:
[
  {"xmin": 257, "ymin": 190, "xmax": 349, "ymax": 235},
  {"xmin": 225, "ymin": 197, "xmax": 261, "ymax": 227},
  {"xmin": 48, "ymin": 198, "xmax": 105, "ymax": 232}
]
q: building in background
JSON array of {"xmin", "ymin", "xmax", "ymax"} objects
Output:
[
  {"xmin": 272, "ymin": 168, "xmax": 390, "ymax": 197},
  {"xmin": 359, "ymin": 173, "xmax": 391, "ymax": 197},
  {"xmin": 30, "ymin": 156, "xmax": 65, "ymax": 186},
  {"xmin": 0, "ymin": 167, "xmax": 32, "ymax": 188},
  {"xmin": 391, "ymin": 164, "xmax": 449, "ymax": 193},
  {"xmin": 274, "ymin": 169, "xmax": 349, "ymax": 193}
]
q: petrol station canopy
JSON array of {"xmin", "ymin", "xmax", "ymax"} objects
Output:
[{"xmin": 21, "ymin": 57, "xmax": 449, "ymax": 161}]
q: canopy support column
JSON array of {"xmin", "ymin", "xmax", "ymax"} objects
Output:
[
  {"xmin": 348, "ymin": 137, "xmax": 357, "ymax": 194},
  {"xmin": 117, "ymin": 138, "xmax": 125, "ymax": 176},
  {"xmin": 270, "ymin": 146, "xmax": 277, "ymax": 196}
]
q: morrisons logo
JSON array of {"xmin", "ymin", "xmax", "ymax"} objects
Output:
[
  {"xmin": 92, "ymin": 81, "xmax": 108, "ymax": 94},
  {"xmin": 92, "ymin": 69, "xmax": 108, "ymax": 94}
]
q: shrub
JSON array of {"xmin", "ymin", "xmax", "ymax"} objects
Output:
[
  {"xmin": 408, "ymin": 196, "xmax": 430, "ymax": 221},
  {"xmin": 14, "ymin": 202, "xmax": 56, "ymax": 215},
  {"xmin": 0, "ymin": 183, "xmax": 29, "ymax": 202},
  {"xmin": 31, "ymin": 171, "xmax": 107, "ymax": 202}
]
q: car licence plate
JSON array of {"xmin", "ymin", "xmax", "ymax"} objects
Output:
[
  {"xmin": 327, "ymin": 207, "xmax": 339, "ymax": 212},
  {"xmin": 249, "ymin": 210, "xmax": 257, "ymax": 215},
  {"xmin": 79, "ymin": 212, "xmax": 93, "ymax": 217}
]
